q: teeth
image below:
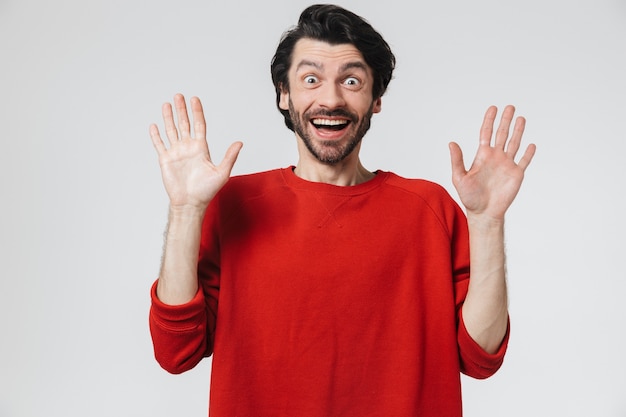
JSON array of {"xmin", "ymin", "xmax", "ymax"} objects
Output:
[{"xmin": 312, "ymin": 118, "xmax": 348, "ymax": 126}]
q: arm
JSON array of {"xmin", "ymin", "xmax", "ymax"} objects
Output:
[
  {"xmin": 150, "ymin": 93, "xmax": 242, "ymax": 305},
  {"xmin": 449, "ymin": 105, "xmax": 536, "ymax": 353}
]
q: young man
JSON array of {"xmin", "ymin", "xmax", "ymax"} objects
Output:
[{"xmin": 148, "ymin": 4, "xmax": 535, "ymax": 416}]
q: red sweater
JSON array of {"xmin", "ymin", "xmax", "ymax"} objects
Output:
[{"xmin": 150, "ymin": 167, "xmax": 508, "ymax": 417}]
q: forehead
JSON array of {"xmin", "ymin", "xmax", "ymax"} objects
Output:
[{"xmin": 290, "ymin": 38, "xmax": 370, "ymax": 73}]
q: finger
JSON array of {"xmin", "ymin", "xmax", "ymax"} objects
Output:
[
  {"xmin": 448, "ymin": 142, "xmax": 467, "ymax": 182},
  {"xmin": 505, "ymin": 116, "xmax": 526, "ymax": 158},
  {"xmin": 190, "ymin": 96, "xmax": 206, "ymax": 140},
  {"xmin": 174, "ymin": 93, "xmax": 192, "ymax": 140},
  {"xmin": 218, "ymin": 141, "xmax": 244, "ymax": 176},
  {"xmin": 517, "ymin": 143, "xmax": 536, "ymax": 172},
  {"xmin": 494, "ymin": 105, "xmax": 515, "ymax": 149},
  {"xmin": 479, "ymin": 106, "xmax": 497, "ymax": 147},
  {"xmin": 149, "ymin": 124, "xmax": 167, "ymax": 154},
  {"xmin": 162, "ymin": 102, "xmax": 179, "ymax": 144}
]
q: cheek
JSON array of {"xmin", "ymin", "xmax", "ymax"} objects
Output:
[{"xmin": 285, "ymin": 91, "xmax": 315, "ymax": 115}]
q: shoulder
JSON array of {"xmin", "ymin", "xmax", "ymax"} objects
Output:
[
  {"xmin": 381, "ymin": 171, "xmax": 456, "ymax": 204},
  {"xmin": 227, "ymin": 167, "xmax": 285, "ymax": 185},
  {"xmin": 221, "ymin": 168, "xmax": 288, "ymax": 195},
  {"xmin": 380, "ymin": 171, "xmax": 467, "ymax": 232},
  {"xmin": 211, "ymin": 168, "xmax": 292, "ymax": 211}
]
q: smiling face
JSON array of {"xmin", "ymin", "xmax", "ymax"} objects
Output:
[{"xmin": 279, "ymin": 38, "xmax": 382, "ymax": 165}]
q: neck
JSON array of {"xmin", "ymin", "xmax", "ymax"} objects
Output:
[{"xmin": 294, "ymin": 146, "xmax": 374, "ymax": 186}]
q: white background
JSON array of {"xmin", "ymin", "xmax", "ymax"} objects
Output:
[{"xmin": 1, "ymin": 0, "xmax": 625, "ymax": 416}]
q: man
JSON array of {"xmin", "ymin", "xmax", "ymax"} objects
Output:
[{"xmin": 148, "ymin": 4, "xmax": 536, "ymax": 416}]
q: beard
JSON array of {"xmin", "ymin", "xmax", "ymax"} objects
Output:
[{"xmin": 288, "ymin": 99, "xmax": 375, "ymax": 165}]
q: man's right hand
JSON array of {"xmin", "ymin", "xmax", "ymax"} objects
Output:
[
  {"xmin": 150, "ymin": 93, "xmax": 243, "ymax": 210},
  {"xmin": 149, "ymin": 94, "xmax": 242, "ymax": 305}
]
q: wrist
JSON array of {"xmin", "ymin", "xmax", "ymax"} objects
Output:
[
  {"xmin": 168, "ymin": 204, "xmax": 207, "ymax": 221},
  {"xmin": 466, "ymin": 212, "xmax": 505, "ymax": 233}
]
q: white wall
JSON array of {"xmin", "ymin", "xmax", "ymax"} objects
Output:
[{"xmin": 1, "ymin": 0, "xmax": 624, "ymax": 416}]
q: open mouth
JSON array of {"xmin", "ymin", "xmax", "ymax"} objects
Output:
[{"xmin": 310, "ymin": 118, "xmax": 351, "ymax": 132}]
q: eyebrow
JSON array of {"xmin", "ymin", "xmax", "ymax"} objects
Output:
[
  {"xmin": 295, "ymin": 59, "xmax": 322, "ymax": 72},
  {"xmin": 295, "ymin": 59, "xmax": 369, "ymax": 74}
]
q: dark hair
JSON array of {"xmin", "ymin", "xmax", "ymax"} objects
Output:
[{"xmin": 270, "ymin": 4, "xmax": 396, "ymax": 131}]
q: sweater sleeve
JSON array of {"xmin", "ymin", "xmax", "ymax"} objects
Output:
[
  {"xmin": 149, "ymin": 280, "xmax": 212, "ymax": 374},
  {"xmin": 457, "ymin": 311, "xmax": 509, "ymax": 379}
]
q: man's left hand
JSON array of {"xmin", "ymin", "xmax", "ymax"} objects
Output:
[{"xmin": 449, "ymin": 105, "xmax": 536, "ymax": 220}]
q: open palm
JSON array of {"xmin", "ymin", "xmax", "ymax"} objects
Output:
[
  {"xmin": 449, "ymin": 105, "xmax": 536, "ymax": 220},
  {"xmin": 150, "ymin": 94, "xmax": 242, "ymax": 209}
]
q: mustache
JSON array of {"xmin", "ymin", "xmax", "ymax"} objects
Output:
[{"xmin": 306, "ymin": 109, "xmax": 358, "ymax": 122}]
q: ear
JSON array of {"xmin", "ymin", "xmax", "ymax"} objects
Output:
[
  {"xmin": 372, "ymin": 97, "xmax": 382, "ymax": 114},
  {"xmin": 278, "ymin": 84, "xmax": 289, "ymax": 110}
]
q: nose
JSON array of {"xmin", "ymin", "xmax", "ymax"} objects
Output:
[{"xmin": 317, "ymin": 83, "xmax": 346, "ymax": 109}]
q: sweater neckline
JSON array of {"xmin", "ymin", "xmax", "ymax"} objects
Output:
[{"xmin": 280, "ymin": 166, "xmax": 389, "ymax": 196}]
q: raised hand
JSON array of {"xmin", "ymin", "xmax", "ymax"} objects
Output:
[
  {"xmin": 150, "ymin": 94, "xmax": 243, "ymax": 210},
  {"xmin": 449, "ymin": 105, "xmax": 536, "ymax": 221}
]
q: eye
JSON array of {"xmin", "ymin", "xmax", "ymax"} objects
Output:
[
  {"xmin": 343, "ymin": 77, "xmax": 361, "ymax": 88},
  {"xmin": 304, "ymin": 75, "xmax": 319, "ymax": 84}
]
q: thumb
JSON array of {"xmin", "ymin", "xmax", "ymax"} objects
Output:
[
  {"xmin": 448, "ymin": 142, "xmax": 466, "ymax": 180},
  {"xmin": 218, "ymin": 141, "xmax": 244, "ymax": 176}
]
